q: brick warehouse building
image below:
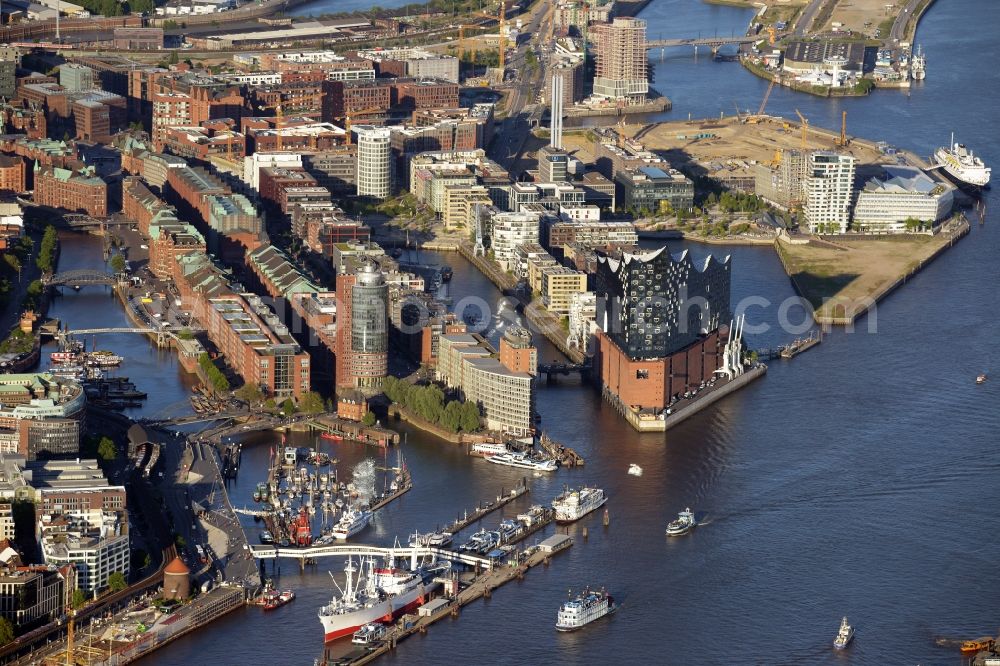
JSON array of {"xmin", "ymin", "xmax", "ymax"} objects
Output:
[
  {"xmin": 593, "ymin": 247, "xmax": 731, "ymax": 415},
  {"xmin": 33, "ymin": 164, "xmax": 107, "ymax": 217}
]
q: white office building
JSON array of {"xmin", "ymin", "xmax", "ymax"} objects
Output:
[
  {"xmin": 355, "ymin": 126, "xmax": 392, "ymax": 199},
  {"xmin": 491, "ymin": 211, "xmax": 540, "ymax": 271},
  {"xmin": 853, "ymin": 166, "xmax": 954, "ymax": 234},
  {"xmin": 804, "ymin": 152, "xmax": 856, "ymax": 234}
]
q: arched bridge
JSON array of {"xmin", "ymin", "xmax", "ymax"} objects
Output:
[{"xmin": 42, "ymin": 269, "xmax": 121, "ymax": 288}]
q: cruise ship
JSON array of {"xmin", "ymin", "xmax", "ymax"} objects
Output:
[
  {"xmin": 555, "ymin": 588, "xmax": 616, "ymax": 631},
  {"xmin": 934, "ymin": 134, "xmax": 991, "ymax": 189},
  {"xmin": 331, "ymin": 508, "xmax": 373, "ymax": 540},
  {"xmin": 485, "ymin": 451, "xmax": 558, "ymax": 472},
  {"xmin": 318, "ymin": 556, "xmax": 448, "ymax": 642},
  {"xmin": 552, "ymin": 486, "xmax": 607, "ymax": 523}
]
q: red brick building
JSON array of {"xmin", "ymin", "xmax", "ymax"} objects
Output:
[
  {"xmin": 72, "ymin": 100, "xmax": 110, "ymax": 143},
  {"xmin": 391, "ymin": 79, "xmax": 459, "ymax": 111},
  {"xmin": 0, "ymin": 155, "xmax": 26, "ymax": 194},
  {"xmin": 321, "ymin": 79, "xmax": 392, "ymax": 122},
  {"xmin": 204, "ymin": 293, "xmax": 311, "ymax": 400},
  {"xmin": 34, "ymin": 165, "xmax": 107, "ymax": 217},
  {"xmin": 595, "ymin": 329, "xmax": 725, "ymax": 411}
]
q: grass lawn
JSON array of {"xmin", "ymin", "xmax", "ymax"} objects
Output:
[{"xmin": 776, "ymin": 234, "xmax": 951, "ymax": 322}]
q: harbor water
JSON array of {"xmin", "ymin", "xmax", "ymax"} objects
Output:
[{"xmin": 42, "ymin": 0, "xmax": 1000, "ymax": 663}]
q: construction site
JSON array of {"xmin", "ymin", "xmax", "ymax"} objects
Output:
[{"xmin": 562, "ymin": 106, "xmax": 911, "ymax": 191}]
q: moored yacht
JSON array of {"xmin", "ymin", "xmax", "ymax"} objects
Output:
[
  {"xmin": 552, "ymin": 487, "xmax": 607, "ymax": 523},
  {"xmin": 331, "ymin": 508, "xmax": 373, "ymax": 540},
  {"xmin": 485, "ymin": 451, "xmax": 557, "ymax": 472}
]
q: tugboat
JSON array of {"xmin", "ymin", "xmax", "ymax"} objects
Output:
[
  {"xmin": 555, "ymin": 587, "xmax": 616, "ymax": 631},
  {"xmin": 264, "ymin": 589, "xmax": 296, "ymax": 611},
  {"xmin": 833, "ymin": 616, "xmax": 854, "ymax": 649},
  {"xmin": 665, "ymin": 508, "xmax": 696, "ymax": 536}
]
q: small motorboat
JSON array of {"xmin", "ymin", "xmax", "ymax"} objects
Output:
[
  {"xmin": 960, "ymin": 637, "xmax": 994, "ymax": 654},
  {"xmin": 833, "ymin": 616, "xmax": 855, "ymax": 649},
  {"xmin": 976, "ymin": 373, "xmax": 987, "ymax": 384},
  {"xmin": 665, "ymin": 508, "xmax": 696, "ymax": 536},
  {"xmin": 627, "ymin": 464, "xmax": 643, "ymax": 477},
  {"xmin": 352, "ymin": 622, "xmax": 387, "ymax": 646}
]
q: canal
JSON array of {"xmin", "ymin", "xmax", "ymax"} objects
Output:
[{"xmin": 43, "ymin": 0, "xmax": 1000, "ymax": 663}]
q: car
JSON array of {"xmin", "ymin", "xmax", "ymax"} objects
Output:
[{"xmin": 140, "ymin": 244, "xmax": 149, "ymax": 249}]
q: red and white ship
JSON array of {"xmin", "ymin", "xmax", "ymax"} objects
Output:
[
  {"xmin": 50, "ymin": 351, "xmax": 79, "ymax": 363},
  {"xmin": 318, "ymin": 555, "xmax": 447, "ymax": 642}
]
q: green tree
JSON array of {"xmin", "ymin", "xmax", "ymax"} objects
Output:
[
  {"xmin": 3, "ymin": 254, "xmax": 20, "ymax": 273},
  {"xmin": 299, "ymin": 391, "xmax": 325, "ymax": 414},
  {"xmin": 97, "ymin": 436, "xmax": 116, "ymax": 462},
  {"xmin": 71, "ymin": 589, "xmax": 87, "ymax": 609},
  {"xmin": 0, "ymin": 617, "xmax": 13, "ymax": 647},
  {"xmin": 281, "ymin": 398, "xmax": 296, "ymax": 415},
  {"xmin": 107, "ymin": 571, "xmax": 127, "ymax": 592},
  {"xmin": 168, "ymin": 51, "xmax": 179, "ymax": 65},
  {"xmin": 131, "ymin": 549, "xmax": 151, "ymax": 571},
  {"xmin": 235, "ymin": 383, "xmax": 264, "ymax": 405},
  {"xmin": 175, "ymin": 535, "xmax": 186, "ymax": 550},
  {"xmin": 459, "ymin": 401, "xmax": 481, "ymax": 432},
  {"xmin": 361, "ymin": 411, "xmax": 376, "ymax": 427},
  {"xmin": 110, "ymin": 253, "xmax": 127, "ymax": 273},
  {"xmin": 438, "ymin": 401, "xmax": 462, "ymax": 432}
]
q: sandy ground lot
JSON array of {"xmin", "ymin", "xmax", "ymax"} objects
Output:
[
  {"xmin": 561, "ymin": 115, "xmax": 897, "ymax": 173},
  {"xmin": 824, "ymin": 0, "xmax": 896, "ymax": 34},
  {"xmin": 775, "ymin": 233, "xmax": 951, "ymax": 319}
]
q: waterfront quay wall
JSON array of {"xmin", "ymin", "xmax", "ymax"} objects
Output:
[
  {"xmin": 603, "ymin": 364, "xmax": 767, "ymax": 432},
  {"xmin": 111, "ymin": 588, "xmax": 246, "ymax": 664}
]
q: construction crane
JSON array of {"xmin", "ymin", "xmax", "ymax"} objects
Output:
[
  {"xmin": 794, "ymin": 108, "xmax": 809, "ymax": 151},
  {"xmin": 65, "ymin": 607, "xmax": 76, "ymax": 666},
  {"xmin": 458, "ymin": 24, "xmax": 478, "ymax": 64},
  {"xmin": 498, "ymin": 2, "xmax": 506, "ymax": 74},
  {"xmin": 756, "ymin": 77, "xmax": 776, "ymax": 117},
  {"xmin": 837, "ymin": 110, "xmax": 848, "ymax": 146},
  {"xmin": 616, "ymin": 115, "xmax": 627, "ymax": 148}
]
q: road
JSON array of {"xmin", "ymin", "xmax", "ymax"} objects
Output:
[
  {"xmin": 488, "ymin": 0, "xmax": 553, "ymax": 174},
  {"xmin": 889, "ymin": 0, "xmax": 925, "ymax": 43},
  {"xmin": 793, "ymin": 0, "xmax": 830, "ymax": 36}
]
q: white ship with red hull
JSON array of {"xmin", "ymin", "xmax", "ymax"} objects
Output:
[{"xmin": 319, "ymin": 555, "xmax": 447, "ymax": 642}]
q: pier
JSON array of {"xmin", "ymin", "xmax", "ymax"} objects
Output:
[
  {"xmin": 444, "ymin": 478, "xmax": 529, "ymax": 535},
  {"xmin": 324, "ymin": 536, "xmax": 574, "ymax": 666}
]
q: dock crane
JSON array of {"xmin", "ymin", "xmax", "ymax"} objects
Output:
[{"xmin": 794, "ymin": 108, "xmax": 809, "ymax": 151}]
